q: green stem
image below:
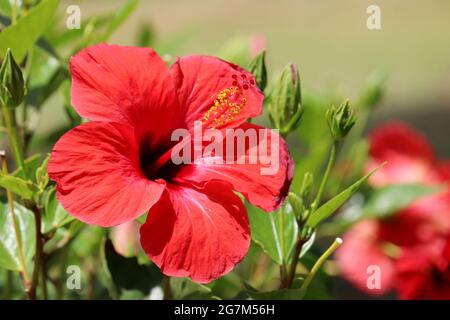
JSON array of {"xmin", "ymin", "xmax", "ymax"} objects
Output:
[
  {"xmin": 163, "ymin": 276, "xmax": 172, "ymax": 300},
  {"xmin": 300, "ymin": 237, "xmax": 343, "ymax": 291},
  {"xmin": 11, "ymin": 0, "xmax": 17, "ymax": 25},
  {"xmin": 28, "ymin": 204, "xmax": 43, "ymax": 300},
  {"xmin": 0, "ymin": 156, "xmax": 31, "ymax": 289},
  {"xmin": 40, "ymin": 253, "xmax": 48, "ymax": 300},
  {"xmin": 6, "ymin": 270, "xmax": 13, "ymax": 299},
  {"xmin": 22, "ymin": 49, "xmax": 34, "ymax": 155},
  {"xmin": 311, "ymin": 141, "xmax": 337, "ymax": 212},
  {"xmin": 285, "ymin": 233, "xmax": 306, "ymax": 288},
  {"xmin": 1, "ymin": 106, "xmax": 27, "ymax": 178},
  {"xmin": 278, "ymin": 206, "xmax": 289, "ymax": 288}
]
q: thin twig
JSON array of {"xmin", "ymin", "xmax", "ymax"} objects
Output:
[
  {"xmin": 0, "ymin": 153, "xmax": 31, "ymax": 292},
  {"xmin": 28, "ymin": 204, "xmax": 44, "ymax": 300},
  {"xmin": 300, "ymin": 238, "xmax": 343, "ymax": 291},
  {"xmin": 163, "ymin": 276, "xmax": 173, "ymax": 300}
]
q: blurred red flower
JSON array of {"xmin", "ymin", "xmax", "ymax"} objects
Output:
[
  {"xmin": 396, "ymin": 236, "xmax": 450, "ymax": 299},
  {"xmin": 336, "ymin": 122, "xmax": 450, "ymax": 298},
  {"xmin": 48, "ymin": 44, "xmax": 293, "ymax": 283}
]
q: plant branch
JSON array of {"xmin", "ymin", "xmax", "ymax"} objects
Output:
[
  {"xmin": 300, "ymin": 237, "xmax": 343, "ymax": 291},
  {"xmin": 163, "ymin": 276, "xmax": 172, "ymax": 300},
  {"xmin": 311, "ymin": 141, "xmax": 337, "ymax": 212},
  {"xmin": 11, "ymin": 0, "xmax": 17, "ymax": 25},
  {"xmin": 286, "ymin": 233, "xmax": 308, "ymax": 288},
  {"xmin": 278, "ymin": 206, "xmax": 289, "ymax": 288},
  {"xmin": 1, "ymin": 106, "xmax": 27, "ymax": 178},
  {"xmin": 28, "ymin": 204, "xmax": 44, "ymax": 300},
  {"xmin": 40, "ymin": 252, "xmax": 48, "ymax": 299},
  {"xmin": 0, "ymin": 153, "xmax": 31, "ymax": 289}
]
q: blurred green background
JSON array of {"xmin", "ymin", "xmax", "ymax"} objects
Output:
[{"xmin": 48, "ymin": 0, "xmax": 450, "ymax": 155}]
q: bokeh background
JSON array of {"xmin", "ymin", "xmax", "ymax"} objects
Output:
[{"xmin": 50, "ymin": 0, "xmax": 450, "ymax": 156}]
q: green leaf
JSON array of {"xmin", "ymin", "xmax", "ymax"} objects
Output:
[
  {"xmin": 300, "ymin": 230, "xmax": 316, "ymax": 258},
  {"xmin": 42, "ymin": 187, "xmax": 74, "ymax": 234},
  {"xmin": 61, "ymin": 79, "xmax": 81, "ymax": 126},
  {"xmin": 11, "ymin": 153, "xmax": 41, "ymax": 181},
  {"xmin": 244, "ymin": 283, "xmax": 305, "ymax": 300},
  {"xmin": 248, "ymin": 203, "xmax": 298, "ymax": 265},
  {"xmin": 44, "ymin": 13, "xmax": 112, "ymax": 49},
  {"xmin": 0, "ymin": 0, "xmax": 60, "ymax": 61},
  {"xmin": 101, "ymin": 0, "xmax": 139, "ymax": 41},
  {"xmin": 0, "ymin": 171, "xmax": 37, "ymax": 199},
  {"xmin": 27, "ymin": 65, "xmax": 68, "ymax": 108},
  {"xmin": 103, "ymin": 239, "xmax": 162, "ymax": 295},
  {"xmin": 307, "ymin": 163, "xmax": 385, "ymax": 228},
  {"xmin": 136, "ymin": 23, "xmax": 155, "ymax": 47},
  {"xmin": 0, "ymin": 2, "xmax": 11, "ymax": 16},
  {"xmin": 362, "ymin": 184, "xmax": 441, "ymax": 219},
  {"xmin": 0, "ymin": 201, "xmax": 36, "ymax": 271},
  {"xmin": 170, "ymin": 277, "xmax": 219, "ymax": 300},
  {"xmin": 0, "ymin": 14, "xmax": 60, "ymax": 59},
  {"xmin": 208, "ymin": 273, "xmax": 243, "ymax": 299}
]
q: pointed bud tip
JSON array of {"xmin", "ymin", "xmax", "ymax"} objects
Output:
[
  {"xmin": 326, "ymin": 99, "xmax": 356, "ymax": 141},
  {"xmin": 0, "ymin": 48, "xmax": 26, "ymax": 108},
  {"xmin": 248, "ymin": 49, "xmax": 267, "ymax": 92}
]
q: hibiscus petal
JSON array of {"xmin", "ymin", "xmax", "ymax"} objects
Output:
[
  {"xmin": 395, "ymin": 249, "xmax": 434, "ymax": 299},
  {"xmin": 172, "ymin": 123, "xmax": 294, "ymax": 212},
  {"xmin": 170, "ymin": 55, "xmax": 263, "ymax": 130},
  {"xmin": 70, "ymin": 43, "xmax": 183, "ymax": 148},
  {"xmin": 369, "ymin": 122, "xmax": 435, "ymax": 162},
  {"xmin": 48, "ymin": 122, "xmax": 165, "ymax": 227},
  {"xmin": 140, "ymin": 181, "xmax": 250, "ymax": 283},
  {"xmin": 367, "ymin": 121, "xmax": 436, "ymax": 186}
]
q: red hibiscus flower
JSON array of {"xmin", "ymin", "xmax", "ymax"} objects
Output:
[
  {"xmin": 396, "ymin": 237, "xmax": 450, "ymax": 299},
  {"xmin": 48, "ymin": 44, "xmax": 293, "ymax": 283},
  {"xmin": 366, "ymin": 121, "xmax": 439, "ymax": 187},
  {"xmin": 336, "ymin": 121, "xmax": 450, "ymax": 298}
]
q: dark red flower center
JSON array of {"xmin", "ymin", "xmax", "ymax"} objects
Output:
[{"xmin": 139, "ymin": 134, "xmax": 182, "ymax": 181}]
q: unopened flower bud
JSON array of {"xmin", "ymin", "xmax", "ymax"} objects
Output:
[
  {"xmin": 0, "ymin": 49, "xmax": 26, "ymax": 109},
  {"xmin": 248, "ymin": 50, "xmax": 267, "ymax": 91},
  {"xmin": 326, "ymin": 99, "xmax": 356, "ymax": 141},
  {"xmin": 269, "ymin": 63, "xmax": 303, "ymax": 135},
  {"xmin": 287, "ymin": 192, "xmax": 305, "ymax": 220}
]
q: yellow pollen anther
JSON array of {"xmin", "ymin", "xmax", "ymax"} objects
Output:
[{"xmin": 200, "ymin": 86, "xmax": 246, "ymax": 129}]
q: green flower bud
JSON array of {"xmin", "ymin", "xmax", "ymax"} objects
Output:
[
  {"xmin": 0, "ymin": 48, "xmax": 26, "ymax": 109},
  {"xmin": 248, "ymin": 50, "xmax": 267, "ymax": 91},
  {"xmin": 287, "ymin": 192, "xmax": 305, "ymax": 220},
  {"xmin": 326, "ymin": 99, "xmax": 356, "ymax": 141},
  {"xmin": 268, "ymin": 63, "xmax": 303, "ymax": 135}
]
